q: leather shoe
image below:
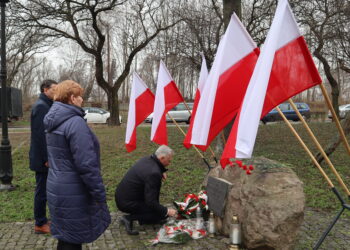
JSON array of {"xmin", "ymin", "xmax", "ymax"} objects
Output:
[
  {"xmin": 120, "ymin": 216, "xmax": 139, "ymax": 235},
  {"xmin": 34, "ymin": 223, "xmax": 50, "ymax": 234}
]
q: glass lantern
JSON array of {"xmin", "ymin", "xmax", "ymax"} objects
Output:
[{"xmin": 230, "ymin": 215, "xmax": 241, "ymax": 245}]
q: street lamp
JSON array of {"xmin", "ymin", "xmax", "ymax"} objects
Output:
[{"xmin": 0, "ymin": 0, "xmax": 14, "ymax": 191}]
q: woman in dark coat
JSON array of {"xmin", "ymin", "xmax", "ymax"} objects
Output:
[{"xmin": 44, "ymin": 80, "xmax": 110, "ymax": 250}]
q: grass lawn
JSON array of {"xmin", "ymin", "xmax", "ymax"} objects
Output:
[{"xmin": 0, "ymin": 121, "xmax": 349, "ymax": 222}]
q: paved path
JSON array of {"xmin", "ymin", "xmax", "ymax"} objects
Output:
[{"xmin": 0, "ymin": 208, "xmax": 349, "ymax": 249}]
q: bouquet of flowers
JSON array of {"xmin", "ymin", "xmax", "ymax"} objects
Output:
[
  {"xmin": 151, "ymin": 220, "xmax": 207, "ymax": 245},
  {"xmin": 173, "ymin": 190, "xmax": 208, "ymax": 219}
]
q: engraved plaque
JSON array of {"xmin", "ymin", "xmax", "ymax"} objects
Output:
[{"xmin": 206, "ymin": 176, "xmax": 232, "ymax": 217}]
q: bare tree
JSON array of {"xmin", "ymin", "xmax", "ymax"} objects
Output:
[
  {"xmin": 174, "ymin": 0, "xmax": 223, "ymax": 69},
  {"xmin": 14, "ymin": 57, "xmax": 58, "ymax": 104},
  {"xmin": 223, "ymin": 0, "xmax": 242, "ymax": 25},
  {"xmin": 243, "ymin": 0, "xmax": 276, "ymax": 46},
  {"xmin": 57, "ymin": 42, "xmax": 95, "ymax": 101},
  {"xmin": 294, "ymin": 0, "xmax": 347, "ymax": 117},
  {"xmin": 6, "ymin": 3, "xmax": 49, "ymax": 87},
  {"xmin": 12, "ymin": 56, "xmax": 43, "ymax": 101},
  {"xmin": 13, "ymin": 0, "xmax": 181, "ymax": 125}
]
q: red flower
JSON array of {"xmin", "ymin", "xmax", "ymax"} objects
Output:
[
  {"xmin": 187, "ymin": 230, "xmax": 193, "ymax": 236},
  {"xmin": 201, "ymin": 200, "xmax": 206, "ymax": 206},
  {"xmin": 187, "ymin": 194, "xmax": 198, "ymax": 201},
  {"xmin": 249, "ymin": 165, "xmax": 254, "ymax": 171},
  {"xmin": 243, "ymin": 165, "xmax": 247, "ymax": 170},
  {"xmin": 235, "ymin": 160, "xmax": 243, "ymax": 167},
  {"xmin": 198, "ymin": 229, "xmax": 207, "ymax": 236},
  {"xmin": 246, "ymin": 170, "xmax": 252, "ymax": 175}
]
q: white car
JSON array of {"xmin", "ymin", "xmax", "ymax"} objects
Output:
[
  {"xmin": 328, "ymin": 104, "xmax": 350, "ymax": 119},
  {"xmin": 145, "ymin": 103, "xmax": 193, "ymax": 124},
  {"xmin": 83, "ymin": 107, "xmax": 122, "ymax": 124}
]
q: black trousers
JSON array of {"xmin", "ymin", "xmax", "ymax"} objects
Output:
[
  {"xmin": 34, "ymin": 172, "xmax": 48, "ymax": 226},
  {"xmin": 116, "ymin": 197, "xmax": 167, "ymax": 224},
  {"xmin": 57, "ymin": 240, "xmax": 82, "ymax": 250},
  {"xmin": 127, "ymin": 206, "xmax": 167, "ymax": 224}
]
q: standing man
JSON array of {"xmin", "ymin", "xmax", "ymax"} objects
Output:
[
  {"xmin": 29, "ymin": 79, "xmax": 57, "ymax": 234},
  {"xmin": 115, "ymin": 145, "xmax": 177, "ymax": 235}
]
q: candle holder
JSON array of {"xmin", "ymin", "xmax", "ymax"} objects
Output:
[
  {"xmin": 229, "ymin": 245, "xmax": 240, "ymax": 250},
  {"xmin": 230, "ymin": 215, "xmax": 241, "ymax": 247},
  {"xmin": 207, "ymin": 211, "xmax": 215, "ymax": 237}
]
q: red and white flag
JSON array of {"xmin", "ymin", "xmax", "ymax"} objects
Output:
[
  {"xmin": 183, "ymin": 54, "xmax": 208, "ymax": 149},
  {"xmin": 151, "ymin": 60, "xmax": 184, "ymax": 145},
  {"xmin": 221, "ymin": 0, "xmax": 322, "ymax": 166},
  {"xmin": 125, "ymin": 72, "xmax": 155, "ymax": 152},
  {"xmin": 190, "ymin": 13, "xmax": 259, "ymax": 150}
]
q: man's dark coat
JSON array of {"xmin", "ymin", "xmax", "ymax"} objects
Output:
[
  {"xmin": 29, "ymin": 93, "xmax": 53, "ymax": 172},
  {"xmin": 115, "ymin": 154, "xmax": 168, "ymax": 217}
]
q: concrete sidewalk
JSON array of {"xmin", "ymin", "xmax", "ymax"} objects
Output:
[{"xmin": 0, "ymin": 208, "xmax": 349, "ymax": 249}]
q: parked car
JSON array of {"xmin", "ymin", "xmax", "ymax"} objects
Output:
[
  {"xmin": 328, "ymin": 104, "xmax": 350, "ymax": 119},
  {"xmin": 83, "ymin": 107, "xmax": 122, "ymax": 124},
  {"xmin": 145, "ymin": 103, "xmax": 194, "ymax": 124},
  {"xmin": 261, "ymin": 102, "xmax": 311, "ymax": 124}
]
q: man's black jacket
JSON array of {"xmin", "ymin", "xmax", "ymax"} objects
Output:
[
  {"xmin": 115, "ymin": 154, "xmax": 168, "ymax": 216},
  {"xmin": 29, "ymin": 93, "xmax": 53, "ymax": 172}
]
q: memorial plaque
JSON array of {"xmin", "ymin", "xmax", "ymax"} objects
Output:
[{"xmin": 206, "ymin": 176, "xmax": 232, "ymax": 217}]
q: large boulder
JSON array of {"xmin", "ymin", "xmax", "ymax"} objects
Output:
[{"xmin": 206, "ymin": 157, "xmax": 305, "ymax": 250}]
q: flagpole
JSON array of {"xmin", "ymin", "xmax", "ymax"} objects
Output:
[
  {"xmin": 221, "ymin": 132, "xmax": 227, "ymax": 144},
  {"xmin": 279, "ymin": 106, "xmax": 347, "ymax": 250},
  {"xmin": 182, "ymin": 100, "xmax": 218, "ymax": 163},
  {"xmin": 182, "ymin": 100, "xmax": 192, "ymax": 115},
  {"xmin": 288, "ymin": 99, "xmax": 350, "ymax": 196},
  {"xmin": 167, "ymin": 112, "xmax": 213, "ymax": 170},
  {"xmin": 276, "ymin": 107, "xmax": 334, "ymax": 188},
  {"xmin": 320, "ymin": 83, "xmax": 350, "ymax": 155}
]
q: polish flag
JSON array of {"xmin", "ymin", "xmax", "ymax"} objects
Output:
[
  {"xmin": 183, "ymin": 54, "xmax": 209, "ymax": 149},
  {"xmin": 125, "ymin": 72, "xmax": 155, "ymax": 152},
  {"xmin": 221, "ymin": 0, "xmax": 322, "ymax": 167},
  {"xmin": 190, "ymin": 13, "xmax": 259, "ymax": 150},
  {"xmin": 151, "ymin": 60, "xmax": 184, "ymax": 145}
]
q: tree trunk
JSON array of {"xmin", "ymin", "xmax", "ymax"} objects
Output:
[
  {"xmin": 331, "ymin": 85, "xmax": 340, "ymax": 119},
  {"xmin": 314, "ymin": 50, "xmax": 340, "ymax": 118},
  {"xmin": 315, "ymin": 112, "xmax": 350, "ymax": 164},
  {"xmin": 223, "ymin": 0, "xmax": 241, "ymax": 29},
  {"xmin": 107, "ymin": 88, "xmax": 121, "ymax": 126},
  {"xmin": 219, "ymin": 0, "xmax": 242, "ymax": 154}
]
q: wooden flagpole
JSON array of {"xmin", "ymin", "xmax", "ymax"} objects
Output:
[
  {"xmin": 288, "ymin": 99, "xmax": 350, "ymax": 196},
  {"xmin": 167, "ymin": 112, "xmax": 212, "ymax": 169},
  {"xmin": 221, "ymin": 132, "xmax": 227, "ymax": 144},
  {"xmin": 276, "ymin": 107, "xmax": 334, "ymax": 188},
  {"xmin": 182, "ymin": 100, "xmax": 218, "ymax": 163},
  {"xmin": 320, "ymin": 83, "xmax": 350, "ymax": 155}
]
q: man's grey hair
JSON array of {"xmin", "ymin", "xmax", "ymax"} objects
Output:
[{"xmin": 155, "ymin": 145, "xmax": 174, "ymax": 157}]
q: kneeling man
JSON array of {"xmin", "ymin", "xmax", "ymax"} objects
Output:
[{"xmin": 115, "ymin": 145, "xmax": 177, "ymax": 235}]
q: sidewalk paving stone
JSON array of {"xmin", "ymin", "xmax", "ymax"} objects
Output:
[{"xmin": 0, "ymin": 208, "xmax": 349, "ymax": 249}]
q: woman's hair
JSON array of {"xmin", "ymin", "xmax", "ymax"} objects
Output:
[{"xmin": 54, "ymin": 80, "xmax": 84, "ymax": 104}]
